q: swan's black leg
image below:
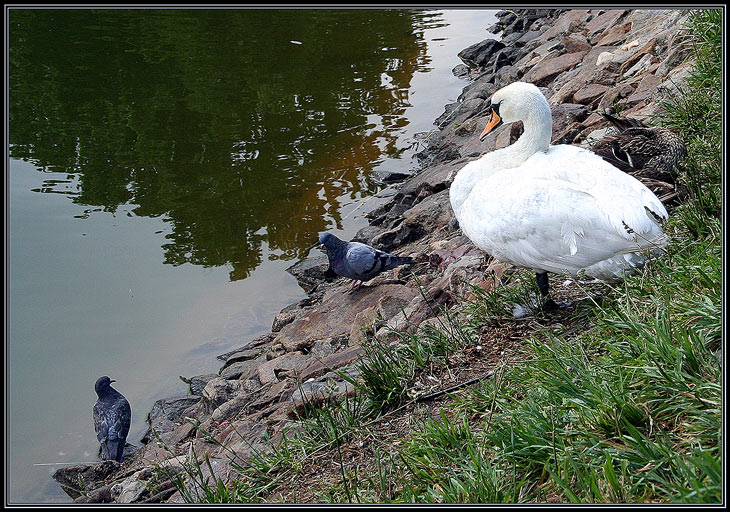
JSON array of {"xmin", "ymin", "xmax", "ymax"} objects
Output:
[
  {"xmin": 536, "ymin": 272, "xmax": 550, "ymax": 297},
  {"xmin": 535, "ymin": 272, "xmax": 559, "ymax": 311}
]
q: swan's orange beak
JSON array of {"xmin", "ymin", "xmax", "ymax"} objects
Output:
[{"xmin": 479, "ymin": 108, "xmax": 502, "ymax": 141}]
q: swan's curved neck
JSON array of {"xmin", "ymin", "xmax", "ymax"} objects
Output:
[
  {"xmin": 506, "ymin": 109, "xmax": 552, "ymax": 164},
  {"xmin": 450, "ymin": 105, "xmax": 552, "ymax": 219}
]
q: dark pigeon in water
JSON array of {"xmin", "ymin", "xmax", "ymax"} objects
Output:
[
  {"xmin": 93, "ymin": 376, "xmax": 131, "ymax": 463},
  {"xmin": 319, "ymin": 232, "xmax": 414, "ymax": 292}
]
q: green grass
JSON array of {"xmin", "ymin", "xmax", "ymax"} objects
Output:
[{"xmin": 170, "ymin": 9, "xmax": 721, "ymax": 504}]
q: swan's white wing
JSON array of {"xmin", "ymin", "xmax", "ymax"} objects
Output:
[
  {"xmin": 458, "ymin": 145, "xmax": 667, "ymax": 276},
  {"xmin": 534, "ymin": 146, "xmax": 668, "ymax": 230}
]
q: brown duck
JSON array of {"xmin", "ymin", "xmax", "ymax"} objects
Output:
[{"xmin": 592, "ymin": 112, "xmax": 687, "ymax": 202}]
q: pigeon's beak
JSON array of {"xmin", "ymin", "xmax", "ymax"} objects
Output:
[
  {"xmin": 110, "ymin": 379, "xmax": 116, "ymax": 383},
  {"xmin": 318, "ymin": 244, "xmax": 327, "ymax": 254},
  {"xmin": 479, "ymin": 105, "xmax": 502, "ymax": 141}
]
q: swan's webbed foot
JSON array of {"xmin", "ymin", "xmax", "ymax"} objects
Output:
[
  {"xmin": 542, "ymin": 297, "xmax": 560, "ymax": 311},
  {"xmin": 512, "ymin": 296, "xmax": 572, "ymax": 318},
  {"xmin": 511, "ymin": 272, "xmax": 572, "ymax": 317}
]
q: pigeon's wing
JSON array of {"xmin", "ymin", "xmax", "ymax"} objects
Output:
[
  {"xmin": 93, "ymin": 401, "xmax": 109, "ymax": 443},
  {"xmin": 116, "ymin": 397, "xmax": 132, "ymax": 441},
  {"xmin": 344, "ymin": 242, "xmax": 381, "ymax": 279},
  {"xmin": 93, "ymin": 400, "xmax": 112, "ymax": 460},
  {"xmin": 93, "ymin": 397, "xmax": 131, "ymax": 461}
]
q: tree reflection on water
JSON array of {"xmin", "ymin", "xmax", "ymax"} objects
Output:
[{"xmin": 9, "ymin": 9, "xmax": 436, "ymax": 279}]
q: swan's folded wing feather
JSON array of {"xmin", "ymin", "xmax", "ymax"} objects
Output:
[{"xmin": 460, "ymin": 148, "xmax": 668, "ymax": 275}]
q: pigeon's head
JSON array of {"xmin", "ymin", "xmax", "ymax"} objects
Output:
[
  {"xmin": 318, "ymin": 232, "xmax": 338, "ymax": 251},
  {"xmin": 95, "ymin": 376, "xmax": 116, "ymax": 396}
]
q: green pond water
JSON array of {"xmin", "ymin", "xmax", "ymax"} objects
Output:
[{"xmin": 7, "ymin": 8, "xmax": 497, "ymax": 502}]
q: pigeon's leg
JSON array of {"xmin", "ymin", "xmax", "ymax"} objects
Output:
[
  {"xmin": 535, "ymin": 272, "xmax": 559, "ymax": 311},
  {"xmin": 345, "ymin": 280, "xmax": 362, "ymax": 294}
]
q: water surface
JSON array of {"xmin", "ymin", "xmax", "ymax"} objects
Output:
[{"xmin": 8, "ymin": 8, "xmax": 497, "ymax": 502}]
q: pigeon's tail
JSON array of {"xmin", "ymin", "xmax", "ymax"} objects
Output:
[
  {"xmin": 385, "ymin": 255, "xmax": 414, "ymax": 270},
  {"xmin": 104, "ymin": 440, "xmax": 124, "ymax": 462}
]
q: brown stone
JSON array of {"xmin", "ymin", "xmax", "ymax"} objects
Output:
[
  {"xmin": 462, "ymin": 260, "xmax": 511, "ymax": 302},
  {"xmin": 594, "ymin": 22, "xmax": 632, "ymax": 46},
  {"xmin": 211, "ymin": 394, "xmax": 251, "ymax": 423},
  {"xmin": 166, "ymin": 421, "xmax": 197, "ymax": 445},
  {"xmin": 552, "ymin": 123, "xmax": 582, "ymax": 144},
  {"xmin": 523, "ymin": 51, "xmax": 588, "ymax": 87},
  {"xmin": 598, "ymin": 83, "xmax": 636, "ymax": 109},
  {"xmin": 623, "ymin": 73, "xmax": 663, "ymax": 105},
  {"xmin": 495, "ymin": 124, "xmax": 513, "ymax": 149},
  {"xmin": 561, "ymin": 35, "xmax": 591, "ymax": 54},
  {"xmin": 454, "ymin": 117, "xmax": 478, "ymax": 137},
  {"xmin": 551, "ymin": 75, "xmax": 589, "ymax": 105},
  {"xmin": 582, "ymin": 112, "xmax": 607, "ymax": 129},
  {"xmin": 573, "ymin": 83, "xmax": 611, "ymax": 104},
  {"xmin": 296, "ymin": 345, "xmax": 365, "ymax": 382},
  {"xmin": 619, "ymin": 38, "xmax": 657, "ymax": 75},
  {"xmin": 247, "ymin": 380, "xmax": 293, "ymax": 415},
  {"xmin": 584, "ymin": 9, "xmax": 628, "ymax": 38},
  {"xmin": 541, "ymin": 10, "xmax": 591, "ymax": 40},
  {"xmin": 273, "ymin": 284, "xmax": 418, "ymax": 353},
  {"xmin": 272, "ymin": 308, "xmax": 298, "ymax": 332},
  {"xmin": 551, "ymin": 103, "xmax": 590, "ymax": 132},
  {"xmin": 215, "ymin": 420, "xmax": 269, "ymax": 461},
  {"xmin": 348, "ymin": 306, "xmax": 378, "ymax": 346},
  {"xmin": 219, "ymin": 358, "xmax": 260, "ymax": 380},
  {"xmin": 257, "ymin": 352, "xmax": 311, "ymax": 384},
  {"xmin": 202, "ymin": 378, "xmax": 244, "ymax": 410},
  {"xmin": 289, "ymin": 377, "xmax": 357, "ymax": 415},
  {"xmin": 591, "ymin": 60, "xmax": 621, "ymax": 84}
]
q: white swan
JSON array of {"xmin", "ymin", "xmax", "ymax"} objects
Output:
[{"xmin": 449, "ymin": 82, "xmax": 668, "ymax": 307}]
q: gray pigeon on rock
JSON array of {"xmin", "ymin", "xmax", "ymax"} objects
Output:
[
  {"xmin": 93, "ymin": 376, "xmax": 131, "ymax": 463},
  {"xmin": 319, "ymin": 232, "xmax": 414, "ymax": 292}
]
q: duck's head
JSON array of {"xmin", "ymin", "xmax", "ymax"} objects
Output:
[{"xmin": 480, "ymin": 82, "xmax": 552, "ymax": 141}]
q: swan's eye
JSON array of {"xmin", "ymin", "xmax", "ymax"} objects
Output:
[{"xmin": 491, "ymin": 102, "xmax": 501, "ymax": 116}]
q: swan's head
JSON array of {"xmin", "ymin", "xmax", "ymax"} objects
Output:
[{"xmin": 479, "ymin": 82, "xmax": 552, "ymax": 141}]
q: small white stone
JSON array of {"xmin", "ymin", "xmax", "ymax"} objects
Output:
[{"xmin": 596, "ymin": 51, "xmax": 614, "ymax": 67}]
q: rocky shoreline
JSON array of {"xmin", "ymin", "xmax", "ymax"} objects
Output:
[{"xmin": 53, "ymin": 8, "xmax": 694, "ymax": 503}]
